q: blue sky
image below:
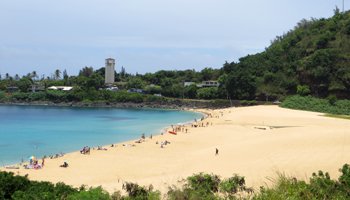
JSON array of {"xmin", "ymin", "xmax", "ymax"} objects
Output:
[{"xmin": 0, "ymin": 0, "xmax": 345, "ymax": 77}]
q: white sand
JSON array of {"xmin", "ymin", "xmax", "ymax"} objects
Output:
[{"xmin": 2, "ymin": 105, "xmax": 350, "ymax": 193}]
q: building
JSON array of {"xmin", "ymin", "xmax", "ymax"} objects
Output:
[
  {"xmin": 197, "ymin": 81, "xmax": 220, "ymax": 88},
  {"xmin": 184, "ymin": 82, "xmax": 196, "ymax": 87},
  {"xmin": 105, "ymin": 58, "xmax": 115, "ymax": 84},
  {"xmin": 47, "ymin": 86, "xmax": 73, "ymax": 91}
]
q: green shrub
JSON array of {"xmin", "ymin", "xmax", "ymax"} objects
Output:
[
  {"xmin": 123, "ymin": 182, "xmax": 160, "ymax": 200},
  {"xmin": 46, "ymin": 90, "xmax": 68, "ymax": 102},
  {"xmin": 186, "ymin": 173, "xmax": 221, "ymax": 199},
  {"xmin": 254, "ymin": 165, "xmax": 350, "ymax": 199},
  {"xmin": 3, "ymin": 164, "xmax": 350, "ymax": 199},
  {"xmin": 0, "ymin": 91, "xmax": 5, "ymax": 100},
  {"xmin": 254, "ymin": 175, "xmax": 310, "ymax": 200},
  {"xmin": 113, "ymin": 91, "xmax": 144, "ymax": 103},
  {"xmin": 339, "ymin": 164, "xmax": 350, "ymax": 191},
  {"xmin": 197, "ymin": 87, "xmax": 219, "ymax": 100},
  {"xmin": 296, "ymin": 85, "xmax": 311, "ymax": 96},
  {"xmin": 145, "ymin": 95, "xmax": 165, "ymax": 103},
  {"xmin": 308, "ymin": 171, "xmax": 338, "ymax": 199},
  {"xmin": 67, "ymin": 89, "xmax": 86, "ymax": 102},
  {"xmin": 219, "ymin": 174, "xmax": 248, "ymax": 197},
  {"xmin": 210, "ymin": 99, "xmax": 231, "ymax": 108},
  {"xmin": 281, "ymin": 95, "xmax": 350, "ymax": 115},
  {"xmin": 28, "ymin": 92, "xmax": 46, "ymax": 101},
  {"xmin": 11, "ymin": 92, "xmax": 30, "ymax": 101},
  {"xmin": 0, "ymin": 172, "xmax": 31, "ymax": 199},
  {"xmin": 240, "ymin": 100, "xmax": 257, "ymax": 106},
  {"xmin": 67, "ymin": 187, "xmax": 110, "ymax": 200},
  {"xmin": 327, "ymin": 95, "xmax": 337, "ymax": 106}
]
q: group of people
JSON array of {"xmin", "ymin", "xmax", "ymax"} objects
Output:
[
  {"xmin": 48, "ymin": 152, "xmax": 65, "ymax": 159},
  {"xmin": 24, "ymin": 157, "xmax": 45, "ymax": 170},
  {"xmin": 80, "ymin": 146, "xmax": 91, "ymax": 154},
  {"xmin": 97, "ymin": 146, "xmax": 107, "ymax": 151},
  {"xmin": 156, "ymin": 140, "xmax": 171, "ymax": 148}
]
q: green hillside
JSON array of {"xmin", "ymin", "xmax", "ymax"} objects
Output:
[{"xmin": 221, "ymin": 9, "xmax": 350, "ymax": 101}]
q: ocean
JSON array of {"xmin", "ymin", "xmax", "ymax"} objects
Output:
[{"xmin": 0, "ymin": 105, "xmax": 202, "ymax": 165}]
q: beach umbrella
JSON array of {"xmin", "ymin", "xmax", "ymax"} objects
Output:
[{"xmin": 29, "ymin": 156, "xmax": 36, "ymax": 160}]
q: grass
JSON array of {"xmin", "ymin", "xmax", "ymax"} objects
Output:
[{"xmin": 324, "ymin": 114, "xmax": 350, "ymax": 120}]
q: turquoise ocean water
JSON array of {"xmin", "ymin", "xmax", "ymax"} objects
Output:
[{"xmin": 0, "ymin": 105, "xmax": 202, "ymax": 166}]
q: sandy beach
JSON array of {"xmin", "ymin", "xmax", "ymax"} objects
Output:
[{"xmin": 2, "ymin": 105, "xmax": 350, "ymax": 193}]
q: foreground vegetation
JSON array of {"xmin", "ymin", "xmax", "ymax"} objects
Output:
[{"xmin": 2, "ymin": 164, "xmax": 350, "ymax": 199}]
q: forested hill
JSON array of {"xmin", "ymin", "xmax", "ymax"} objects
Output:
[{"xmin": 221, "ymin": 9, "xmax": 350, "ymax": 100}]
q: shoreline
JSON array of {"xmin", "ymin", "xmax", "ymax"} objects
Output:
[
  {"xmin": 0, "ymin": 98, "xmax": 235, "ymax": 110},
  {"xmin": 2, "ymin": 105, "xmax": 350, "ymax": 194}
]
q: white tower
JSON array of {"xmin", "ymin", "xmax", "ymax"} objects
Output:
[{"xmin": 105, "ymin": 58, "xmax": 115, "ymax": 84}]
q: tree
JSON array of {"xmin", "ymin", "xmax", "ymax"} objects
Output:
[
  {"xmin": 127, "ymin": 77, "xmax": 145, "ymax": 89},
  {"xmin": 197, "ymin": 87, "xmax": 219, "ymax": 99},
  {"xmin": 17, "ymin": 77, "xmax": 32, "ymax": 92},
  {"xmin": 144, "ymin": 85, "xmax": 162, "ymax": 94},
  {"xmin": 225, "ymin": 72, "xmax": 256, "ymax": 100},
  {"xmin": 184, "ymin": 84, "xmax": 198, "ymax": 99},
  {"xmin": 31, "ymin": 71, "xmax": 38, "ymax": 81},
  {"xmin": 63, "ymin": 69, "xmax": 68, "ymax": 80},
  {"xmin": 200, "ymin": 67, "xmax": 218, "ymax": 81},
  {"xmin": 297, "ymin": 85, "xmax": 311, "ymax": 96},
  {"xmin": 14, "ymin": 74, "xmax": 20, "ymax": 81},
  {"xmin": 120, "ymin": 66, "xmax": 126, "ymax": 79},
  {"xmin": 54, "ymin": 69, "xmax": 61, "ymax": 80},
  {"xmin": 79, "ymin": 66, "xmax": 94, "ymax": 77}
]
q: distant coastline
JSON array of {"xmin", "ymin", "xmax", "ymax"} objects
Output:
[{"xmin": 0, "ymin": 99, "xmax": 236, "ymax": 110}]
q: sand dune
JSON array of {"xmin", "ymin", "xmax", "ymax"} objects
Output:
[{"xmin": 2, "ymin": 105, "xmax": 350, "ymax": 193}]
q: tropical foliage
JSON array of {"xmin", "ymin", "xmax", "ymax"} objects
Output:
[
  {"xmin": 2, "ymin": 164, "xmax": 350, "ymax": 199},
  {"xmin": 281, "ymin": 95, "xmax": 350, "ymax": 115}
]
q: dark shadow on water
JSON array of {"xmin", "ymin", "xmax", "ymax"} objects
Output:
[
  {"xmin": 97, "ymin": 116, "xmax": 136, "ymax": 121},
  {"xmin": 0, "ymin": 143, "xmax": 12, "ymax": 148},
  {"xmin": 26, "ymin": 141, "xmax": 46, "ymax": 149}
]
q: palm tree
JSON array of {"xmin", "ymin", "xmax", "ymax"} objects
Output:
[
  {"xmin": 54, "ymin": 69, "xmax": 61, "ymax": 80},
  {"xmin": 14, "ymin": 74, "xmax": 20, "ymax": 81},
  {"xmin": 31, "ymin": 71, "xmax": 38, "ymax": 81},
  {"xmin": 5, "ymin": 73, "xmax": 10, "ymax": 80},
  {"xmin": 63, "ymin": 69, "xmax": 68, "ymax": 79}
]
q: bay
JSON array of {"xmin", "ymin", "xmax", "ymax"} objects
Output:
[{"xmin": 0, "ymin": 105, "xmax": 202, "ymax": 165}]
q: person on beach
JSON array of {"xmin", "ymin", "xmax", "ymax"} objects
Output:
[
  {"xmin": 41, "ymin": 158, "xmax": 45, "ymax": 167},
  {"xmin": 215, "ymin": 148, "xmax": 219, "ymax": 156},
  {"xmin": 60, "ymin": 161, "xmax": 68, "ymax": 168}
]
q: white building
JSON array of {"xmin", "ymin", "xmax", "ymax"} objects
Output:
[
  {"xmin": 47, "ymin": 86, "xmax": 73, "ymax": 91},
  {"xmin": 184, "ymin": 82, "xmax": 196, "ymax": 87},
  {"xmin": 105, "ymin": 58, "xmax": 115, "ymax": 84},
  {"xmin": 197, "ymin": 81, "xmax": 220, "ymax": 88}
]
